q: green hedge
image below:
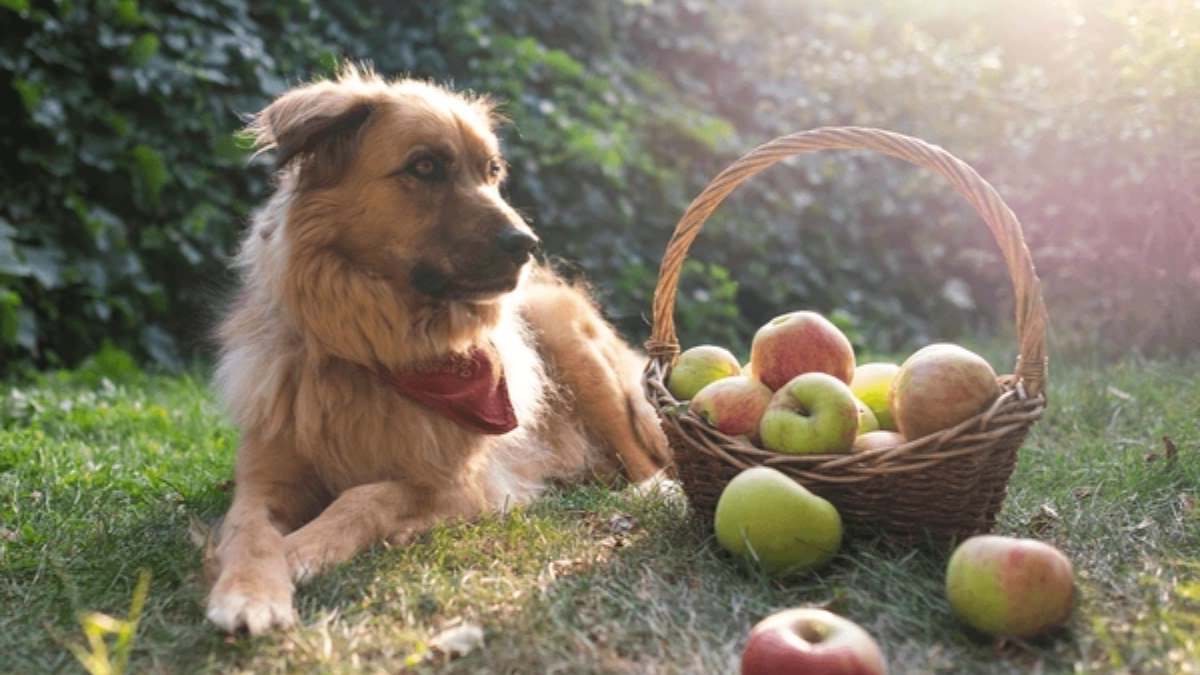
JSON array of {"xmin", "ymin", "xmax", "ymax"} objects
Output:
[
  {"xmin": 0, "ymin": 0, "xmax": 337, "ymax": 367},
  {"xmin": 2, "ymin": 0, "xmax": 1195, "ymax": 372}
]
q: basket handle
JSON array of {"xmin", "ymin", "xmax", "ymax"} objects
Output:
[{"xmin": 646, "ymin": 127, "xmax": 1048, "ymax": 398}]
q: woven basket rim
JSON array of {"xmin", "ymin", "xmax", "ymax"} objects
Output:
[{"xmin": 646, "ymin": 357, "xmax": 1045, "ymax": 480}]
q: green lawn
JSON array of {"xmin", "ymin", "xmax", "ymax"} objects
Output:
[{"xmin": 1, "ymin": 354, "xmax": 1197, "ymax": 674}]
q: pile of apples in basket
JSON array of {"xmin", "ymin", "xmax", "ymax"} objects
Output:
[{"xmin": 667, "ymin": 310, "xmax": 1074, "ymax": 674}]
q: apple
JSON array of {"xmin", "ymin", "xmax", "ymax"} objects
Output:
[
  {"xmin": 888, "ymin": 343, "xmax": 1000, "ymax": 441},
  {"xmin": 855, "ymin": 398, "xmax": 880, "ymax": 435},
  {"xmin": 945, "ymin": 535, "xmax": 1075, "ymax": 638},
  {"xmin": 851, "ymin": 430, "xmax": 906, "ymax": 453},
  {"xmin": 750, "ymin": 311, "xmax": 855, "ymax": 391},
  {"xmin": 689, "ymin": 376, "xmax": 774, "ymax": 443},
  {"xmin": 714, "ymin": 466, "xmax": 843, "ymax": 575},
  {"xmin": 759, "ymin": 373, "xmax": 860, "ymax": 455},
  {"xmin": 742, "ymin": 608, "xmax": 888, "ymax": 675},
  {"xmin": 667, "ymin": 345, "xmax": 742, "ymax": 400},
  {"xmin": 849, "ymin": 363, "xmax": 900, "ymax": 431}
]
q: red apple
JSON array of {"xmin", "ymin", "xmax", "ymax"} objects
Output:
[
  {"xmin": 888, "ymin": 343, "xmax": 1000, "ymax": 441},
  {"xmin": 750, "ymin": 311, "xmax": 855, "ymax": 391},
  {"xmin": 689, "ymin": 376, "xmax": 774, "ymax": 444},
  {"xmin": 945, "ymin": 535, "xmax": 1075, "ymax": 639},
  {"xmin": 667, "ymin": 344, "xmax": 742, "ymax": 400},
  {"xmin": 741, "ymin": 607, "xmax": 888, "ymax": 675}
]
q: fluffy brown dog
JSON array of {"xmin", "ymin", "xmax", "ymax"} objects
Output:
[{"xmin": 205, "ymin": 67, "xmax": 671, "ymax": 634}]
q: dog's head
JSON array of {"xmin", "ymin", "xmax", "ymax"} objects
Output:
[{"xmin": 250, "ymin": 66, "xmax": 538, "ymax": 306}]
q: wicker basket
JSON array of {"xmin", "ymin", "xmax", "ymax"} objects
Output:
[{"xmin": 642, "ymin": 127, "xmax": 1049, "ymax": 545}]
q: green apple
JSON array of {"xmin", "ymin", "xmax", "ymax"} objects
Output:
[
  {"xmin": 889, "ymin": 343, "xmax": 1000, "ymax": 440},
  {"xmin": 850, "ymin": 363, "xmax": 900, "ymax": 431},
  {"xmin": 714, "ymin": 466, "xmax": 843, "ymax": 576},
  {"xmin": 855, "ymin": 398, "xmax": 880, "ymax": 435},
  {"xmin": 851, "ymin": 430, "xmax": 906, "ymax": 453},
  {"xmin": 759, "ymin": 372, "xmax": 860, "ymax": 455},
  {"xmin": 689, "ymin": 376, "xmax": 774, "ymax": 444},
  {"xmin": 667, "ymin": 345, "xmax": 742, "ymax": 400},
  {"xmin": 946, "ymin": 535, "xmax": 1075, "ymax": 638},
  {"xmin": 749, "ymin": 311, "xmax": 856, "ymax": 391}
]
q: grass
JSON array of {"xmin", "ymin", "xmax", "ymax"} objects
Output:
[{"xmin": 1, "ymin": 353, "xmax": 1197, "ymax": 674}]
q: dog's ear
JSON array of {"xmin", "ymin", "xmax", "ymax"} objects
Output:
[{"xmin": 248, "ymin": 80, "xmax": 375, "ymax": 188}]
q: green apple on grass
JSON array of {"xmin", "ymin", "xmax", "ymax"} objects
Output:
[
  {"xmin": 667, "ymin": 345, "xmax": 742, "ymax": 400},
  {"xmin": 850, "ymin": 362, "xmax": 900, "ymax": 431},
  {"xmin": 714, "ymin": 466, "xmax": 843, "ymax": 576},
  {"xmin": 945, "ymin": 535, "xmax": 1075, "ymax": 638},
  {"xmin": 759, "ymin": 372, "xmax": 860, "ymax": 455}
]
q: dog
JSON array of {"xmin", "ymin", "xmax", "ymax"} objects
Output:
[{"xmin": 203, "ymin": 66, "xmax": 672, "ymax": 634}]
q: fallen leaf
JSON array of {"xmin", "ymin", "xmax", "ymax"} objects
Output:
[
  {"xmin": 430, "ymin": 622, "xmax": 485, "ymax": 659},
  {"xmin": 598, "ymin": 535, "xmax": 629, "ymax": 551},
  {"xmin": 608, "ymin": 514, "xmax": 638, "ymax": 535},
  {"xmin": 1163, "ymin": 436, "xmax": 1178, "ymax": 461},
  {"xmin": 545, "ymin": 557, "xmax": 593, "ymax": 582},
  {"xmin": 1029, "ymin": 504, "xmax": 1061, "ymax": 536}
]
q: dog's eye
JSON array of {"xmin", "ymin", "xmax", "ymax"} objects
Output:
[
  {"xmin": 487, "ymin": 157, "xmax": 505, "ymax": 182},
  {"xmin": 407, "ymin": 155, "xmax": 448, "ymax": 182}
]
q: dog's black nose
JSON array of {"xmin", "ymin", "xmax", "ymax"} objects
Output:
[{"xmin": 495, "ymin": 228, "xmax": 539, "ymax": 262}]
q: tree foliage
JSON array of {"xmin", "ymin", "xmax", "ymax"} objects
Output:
[{"xmin": 1, "ymin": 0, "xmax": 1195, "ymax": 372}]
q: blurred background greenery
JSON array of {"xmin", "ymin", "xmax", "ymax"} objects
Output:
[{"xmin": 1, "ymin": 0, "xmax": 1196, "ymax": 372}]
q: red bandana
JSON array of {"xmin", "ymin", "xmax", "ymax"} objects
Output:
[{"xmin": 381, "ymin": 345, "xmax": 518, "ymax": 435}]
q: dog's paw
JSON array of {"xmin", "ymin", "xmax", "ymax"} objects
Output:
[
  {"xmin": 628, "ymin": 471, "xmax": 686, "ymax": 505},
  {"xmin": 284, "ymin": 534, "xmax": 346, "ymax": 586},
  {"xmin": 286, "ymin": 552, "xmax": 320, "ymax": 586},
  {"xmin": 207, "ymin": 574, "xmax": 296, "ymax": 635}
]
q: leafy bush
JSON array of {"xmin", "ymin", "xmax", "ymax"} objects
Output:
[
  {"xmin": 1, "ymin": 0, "xmax": 1195, "ymax": 373},
  {"xmin": 0, "ymin": 0, "xmax": 338, "ymax": 368}
]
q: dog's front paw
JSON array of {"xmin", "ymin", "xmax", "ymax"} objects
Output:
[
  {"xmin": 207, "ymin": 572, "xmax": 296, "ymax": 635},
  {"xmin": 629, "ymin": 470, "xmax": 685, "ymax": 504}
]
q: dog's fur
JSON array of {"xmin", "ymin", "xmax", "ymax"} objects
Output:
[{"xmin": 205, "ymin": 67, "xmax": 671, "ymax": 634}]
